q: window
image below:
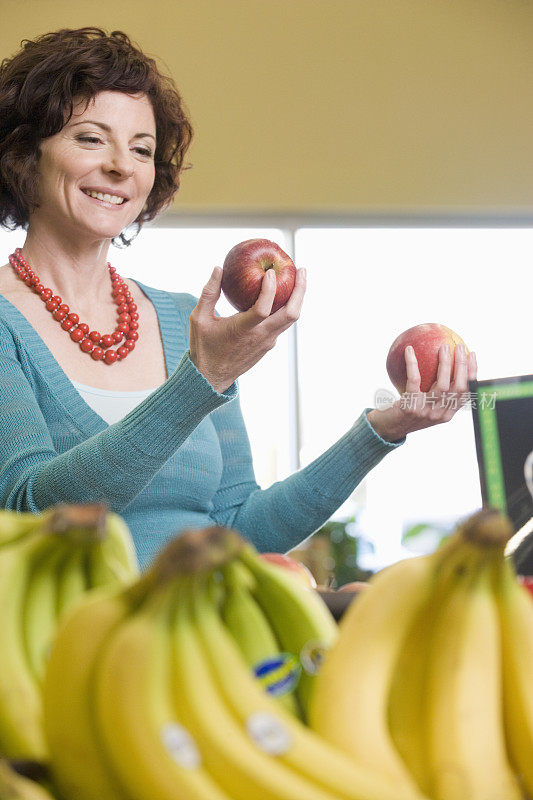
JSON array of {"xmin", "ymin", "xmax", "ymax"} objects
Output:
[
  {"xmin": 0, "ymin": 225, "xmax": 294, "ymax": 489},
  {"xmin": 296, "ymin": 227, "xmax": 533, "ymax": 566},
  {"xmin": 2, "ymin": 223, "xmax": 531, "ymax": 566}
]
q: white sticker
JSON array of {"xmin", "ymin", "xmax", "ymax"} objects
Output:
[
  {"xmin": 161, "ymin": 722, "xmax": 201, "ymax": 769},
  {"xmin": 246, "ymin": 711, "xmax": 292, "ymax": 756},
  {"xmin": 300, "ymin": 640, "xmax": 328, "ymax": 676}
]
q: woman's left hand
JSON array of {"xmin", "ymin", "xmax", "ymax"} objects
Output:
[{"xmin": 366, "ymin": 342, "xmax": 477, "ymax": 442}]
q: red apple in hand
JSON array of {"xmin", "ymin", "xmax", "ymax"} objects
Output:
[
  {"xmin": 386, "ymin": 323, "xmax": 469, "ymax": 394},
  {"xmin": 260, "ymin": 553, "xmax": 317, "ymax": 589},
  {"xmin": 221, "ymin": 238, "xmax": 296, "ymax": 313}
]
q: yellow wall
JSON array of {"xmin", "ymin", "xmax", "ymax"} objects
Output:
[{"xmin": 2, "ymin": 0, "xmax": 533, "ymax": 215}]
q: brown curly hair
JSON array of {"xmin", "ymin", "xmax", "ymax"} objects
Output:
[{"xmin": 0, "ymin": 27, "xmax": 193, "ymax": 246}]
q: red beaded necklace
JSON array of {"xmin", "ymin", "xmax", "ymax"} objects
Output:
[{"xmin": 8, "ymin": 248, "xmax": 139, "ymax": 365}]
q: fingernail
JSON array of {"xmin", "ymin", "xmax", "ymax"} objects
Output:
[{"xmin": 301, "ymin": 268, "xmax": 307, "ymax": 279}]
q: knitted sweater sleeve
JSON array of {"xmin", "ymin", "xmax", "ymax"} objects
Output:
[
  {"xmin": 208, "ymin": 392, "xmax": 405, "ymax": 553},
  {"xmin": 0, "ymin": 321, "xmax": 237, "ymax": 513}
]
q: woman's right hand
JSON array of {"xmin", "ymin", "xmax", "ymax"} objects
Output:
[{"xmin": 189, "ymin": 265, "xmax": 306, "ymax": 393}]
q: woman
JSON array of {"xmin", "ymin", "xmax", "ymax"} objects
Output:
[{"xmin": 0, "ymin": 28, "xmax": 476, "ymax": 568}]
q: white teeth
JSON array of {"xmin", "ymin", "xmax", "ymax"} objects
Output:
[{"xmin": 83, "ymin": 190, "xmax": 126, "ymax": 204}]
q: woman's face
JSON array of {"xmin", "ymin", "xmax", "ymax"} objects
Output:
[{"xmin": 32, "ymin": 90, "xmax": 157, "ymax": 242}]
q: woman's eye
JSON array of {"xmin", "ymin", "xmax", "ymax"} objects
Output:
[
  {"xmin": 76, "ymin": 136, "xmax": 152, "ymax": 158},
  {"xmin": 77, "ymin": 135, "xmax": 101, "ymax": 144}
]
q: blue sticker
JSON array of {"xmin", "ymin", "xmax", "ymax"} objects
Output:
[{"xmin": 253, "ymin": 652, "xmax": 301, "ymax": 697}]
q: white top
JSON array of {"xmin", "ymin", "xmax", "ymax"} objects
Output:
[{"xmin": 71, "ymin": 380, "xmax": 157, "ymax": 425}]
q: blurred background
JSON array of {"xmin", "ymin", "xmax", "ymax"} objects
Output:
[{"xmin": 2, "ymin": 0, "xmax": 533, "ymax": 581}]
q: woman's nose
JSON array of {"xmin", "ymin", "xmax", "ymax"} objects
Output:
[{"xmin": 104, "ymin": 147, "xmax": 135, "ymax": 177}]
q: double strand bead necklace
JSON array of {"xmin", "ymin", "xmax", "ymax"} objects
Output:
[{"xmin": 8, "ymin": 248, "xmax": 139, "ymax": 365}]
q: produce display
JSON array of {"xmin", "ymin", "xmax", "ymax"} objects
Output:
[
  {"xmin": 386, "ymin": 323, "xmax": 468, "ymax": 393},
  {"xmin": 221, "ymin": 238, "xmax": 296, "ymax": 313},
  {"xmin": 1, "ymin": 504, "xmax": 533, "ymax": 800}
]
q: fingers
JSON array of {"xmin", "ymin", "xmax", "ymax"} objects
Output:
[
  {"xmin": 393, "ymin": 342, "xmax": 478, "ymax": 433},
  {"xmin": 433, "ymin": 343, "xmax": 452, "ymax": 391},
  {"xmin": 269, "ymin": 267, "xmax": 306, "ymax": 329},
  {"xmin": 467, "ymin": 350, "xmax": 478, "ymax": 382},
  {"xmin": 241, "ymin": 267, "xmax": 307, "ymax": 332},
  {"xmin": 449, "ymin": 343, "xmax": 467, "ymax": 391},
  {"xmin": 448, "ymin": 346, "xmax": 476, "ymax": 410},
  {"xmin": 239, "ymin": 269, "xmax": 277, "ymax": 327},
  {"xmin": 195, "ymin": 267, "xmax": 222, "ymax": 316},
  {"xmin": 404, "ymin": 346, "xmax": 421, "ymax": 394},
  {"xmin": 255, "ymin": 268, "xmax": 277, "ymax": 316}
]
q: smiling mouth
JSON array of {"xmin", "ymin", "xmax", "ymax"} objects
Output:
[{"xmin": 81, "ymin": 189, "xmax": 128, "ymax": 206}]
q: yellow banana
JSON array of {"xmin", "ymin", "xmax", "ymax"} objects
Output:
[
  {"xmin": 386, "ymin": 590, "xmax": 436, "ymax": 792},
  {"xmin": 92, "ymin": 578, "xmax": 233, "ymax": 800},
  {"xmin": 87, "ymin": 518, "xmax": 138, "ymax": 590},
  {"xmin": 238, "ymin": 544, "xmax": 338, "ymax": 718},
  {"xmin": 386, "ymin": 539, "xmax": 481, "ymax": 794},
  {"xmin": 43, "ymin": 587, "xmax": 131, "ymax": 800},
  {"xmin": 308, "ymin": 535, "xmax": 464, "ymax": 792},
  {"xmin": 104, "ymin": 511, "xmax": 139, "ymax": 574},
  {"xmin": 23, "ymin": 535, "xmax": 68, "ymax": 684},
  {"xmin": 170, "ymin": 575, "xmax": 350, "ymax": 800},
  {"xmin": 191, "ymin": 573, "xmax": 427, "ymax": 800},
  {"xmin": 221, "ymin": 560, "xmax": 301, "ymax": 716},
  {"xmin": 0, "ymin": 509, "xmax": 52, "ymax": 549},
  {"xmin": 55, "ymin": 544, "xmax": 88, "ymax": 621},
  {"xmin": 424, "ymin": 547, "xmax": 522, "ymax": 800},
  {"xmin": 87, "ymin": 539, "xmax": 134, "ymax": 589},
  {"xmin": 493, "ymin": 556, "xmax": 533, "ymax": 798},
  {"xmin": 0, "ymin": 533, "xmax": 54, "ymax": 760},
  {"xmin": 0, "ymin": 760, "xmax": 56, "ymax": 800}
]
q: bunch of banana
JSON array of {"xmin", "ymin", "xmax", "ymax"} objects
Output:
[
  {"xmin": 309, "ymin": 507, "xmax": 533, "ymax": 800},
  {"xmin": 44, "ymin": 525, "xmax": 427, "ymax": 800},
  {"xmin": 0, "ymin": 503, "xmax": 139, "ymax": 762},
  {"xmin": 0, "ymin": 760, "xmax": 56, "ymax": 800}
]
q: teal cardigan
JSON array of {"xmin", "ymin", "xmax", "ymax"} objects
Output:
[{"xmin": 0, "ymin": 281, "xmax": 403, "ymax": 569}]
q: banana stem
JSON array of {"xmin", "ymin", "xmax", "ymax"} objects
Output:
[
  {"xmin": 458, "ymin": 508, "xmax": 515, "ymax": 549},
  {"xmin": 41, "ymin": 503, "xmax": 108, "ymax": 544}
]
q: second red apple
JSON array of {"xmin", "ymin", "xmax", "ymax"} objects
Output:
[
  {"xmin": 221, "ymin": 238, "xmax": 296, "ymax": 313},
  {"xmin": 386, "ymin": 323, "xmax": 469, "ymax": 394}
]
